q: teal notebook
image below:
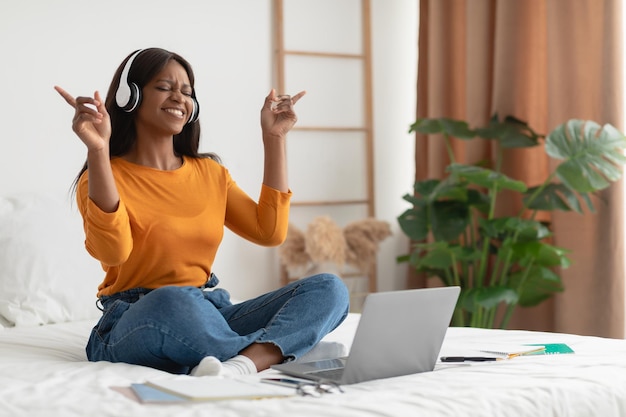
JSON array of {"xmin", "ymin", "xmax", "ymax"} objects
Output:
[{"xmin": 524, "ymin": 343, "xmax": 574, "ymax": 355}]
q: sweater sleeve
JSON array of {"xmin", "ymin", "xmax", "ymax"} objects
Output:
[
  {"xmin": 76, "ymin": 173, "xmax": 133, "ymax": 266},
  {"xmin": 224, "ymin": 181, "xmax": 292, "ymax": 246}
]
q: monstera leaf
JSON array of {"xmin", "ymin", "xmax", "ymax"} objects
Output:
[{"xmin": 546, "ymin": 120, "xmax": 626, "ymax": 193}]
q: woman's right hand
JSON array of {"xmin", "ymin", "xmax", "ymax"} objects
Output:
[{"xmin": 54, "ymin": 86, "xmax": 111, "ymax": 152}]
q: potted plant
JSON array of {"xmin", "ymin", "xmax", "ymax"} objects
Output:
[{"xmin": 397, "ymin": 115, "xmax": 626, "ymax": 328}]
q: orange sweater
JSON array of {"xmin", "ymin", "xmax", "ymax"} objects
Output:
[{"xmin": 77, "ymin": 156, "xmax": 291, "ymax": 297}]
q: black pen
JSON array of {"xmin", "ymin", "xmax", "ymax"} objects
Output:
[{"xmin": 440, "ymin": 356, "xmax": 502, "ymax": 362}]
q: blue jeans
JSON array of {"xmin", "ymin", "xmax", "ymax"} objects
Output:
[{"xmin": 86, "ymin": 273, "xmax": 350, "ymax": 374}]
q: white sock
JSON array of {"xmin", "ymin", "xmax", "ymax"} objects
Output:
[{"xmin": 190, "ymin": 355, "xmax": 257, "ymax": 377}]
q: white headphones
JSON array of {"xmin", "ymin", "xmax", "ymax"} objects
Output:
[{"xmin": 115, "ymin": 49, "xmax": 200, "ymax": 124}]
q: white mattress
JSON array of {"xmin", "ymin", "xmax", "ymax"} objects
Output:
[{"xmin": 2, "ymin": 314, "xmax": 626, "ymax": 417}]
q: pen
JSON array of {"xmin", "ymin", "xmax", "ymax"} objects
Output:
[{"xmin": 440, "ymin": 356, "xmax": 502, "ymax": 362}]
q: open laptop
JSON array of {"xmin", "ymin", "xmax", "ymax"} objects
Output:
[{"xmin": 271, "ymin": 286, "xmax": 460, "ymax": 385}]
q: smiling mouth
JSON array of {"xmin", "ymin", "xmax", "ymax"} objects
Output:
[{"xmin": 163, "ymin": 108, "xmax": 185, "ymax": 117}]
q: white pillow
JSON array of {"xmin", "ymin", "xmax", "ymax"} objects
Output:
[{"xmin": 0, "ymin": 193, "xmax": 103, "ymax": 326}]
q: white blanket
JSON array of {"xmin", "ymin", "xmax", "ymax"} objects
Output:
[{"xmin": 2, "ymin": 315, "xmax": 626, "ymax": 417}]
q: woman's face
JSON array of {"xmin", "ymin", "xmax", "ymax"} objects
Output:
[{"xmin": 135, "ymin": 59, "xmax": 194, "ymax": 136}]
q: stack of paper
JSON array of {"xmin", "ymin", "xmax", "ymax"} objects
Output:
[{"xmin": 128, "ymin": 376, "xmax": 295, "ymax": 403}]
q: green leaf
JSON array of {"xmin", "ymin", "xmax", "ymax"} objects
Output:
[
  {"xmin": 413, "ymin": 179, "xmax": 442, "ymax": 197},
  {"xmin": 428, "ymin": 176, "xmax": 470, "ymax": 202},
  {"xmin": 401, "ymin": 193, "xmax": 424, "ymax": 206},
  {"xmin": 508, "ymin": 241, "xmax": 571, "ymax": 268},
  {"xmin": 474, "ymin": 115, "xmax": 542, "ymax": 148},
  {"xmin": 398, "ymin": 180, "xmax": 441, "ymax": 241},
  {"xmin": 412, "ymin": 243, "xmax": 457, "ymax": 270},
  {"xmin": 399, "ymin": 175, "xmax": 485, "ymax": 243},
  {"xmin": 439, "ymin": 118, "xmax": 476, "ymax": 139},
  {"xmin": 557, "ymin": 158, "xmax": 612, "ymax": 192},
  {"xmin": 398, "ymin": 206, "xmax": 429, "ymax": 241},
  {"xmin": 430, "ymin": 200, "xmax": 470, "ymax": 241},
  {"xmin": 508, "ymin": 266, "xmax": 564, "ymax": 307},
  {"xmin": 479, "ymin": 217, "xmax": 551, "ymax": 241},
  {"xmin": 466, "ymin": 189, "xmax": 491, "ymax": 213},
  {"xmin": 398, "ymin": 178, "xmax": 473, "ymax": 242},
  {"xmin": 460, "ymin": 287, "xmax": 519, "ymax": 312},
  {"xmin": 411, "ymin": 242, "xmax": 480, "ymax": 270},
  {"xmin": 409, "ymin": 119, "xmax": 443, "ymax": 134},
  {"xmin": 412, "ymin": 177, "xmax": 469, "ymax": 204},
  {"xmin": 546, "ymin": 120, "xmax": 626, "ymax": 193},
  {"xmin": 447, "ymin": 163, "xmax": 528, "ymax": 192},
  {"xmin": 410, "ymin": 118, "xmax": 475, "ymax": 139},
  {"xmin": 523, "ymin": 184, "xmax": 591, "ymax": 213}
]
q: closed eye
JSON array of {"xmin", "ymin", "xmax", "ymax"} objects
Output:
[{"xmin": 155, "ymin": 85, "xmax": 192, "ymax": 97}]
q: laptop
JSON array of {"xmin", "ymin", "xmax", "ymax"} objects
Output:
[{"xmin": 271, "ymin": 286, "xmax": 460, "ymax": 385}]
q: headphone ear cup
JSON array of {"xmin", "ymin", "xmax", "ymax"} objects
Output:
[
  {"xmin": 115, "ymin": 49, "xmax": 144, "ymax": 113},
  {"xmin": 187, "ymin": 97, "xmax": 199, "ymax": 124},
  {"xmin": 120, "ymin": 82, "xmax": 141, "ymax": 112}
]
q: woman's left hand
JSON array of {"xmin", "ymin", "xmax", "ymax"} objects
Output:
[{"xmin": 261, "ymin": 89, "xmax": 306, "ymax": 140}]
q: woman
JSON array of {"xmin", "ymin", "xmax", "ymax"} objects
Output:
[{"xmin": 54, "ymin": 47, "xmax": 349, "ymax": 376}]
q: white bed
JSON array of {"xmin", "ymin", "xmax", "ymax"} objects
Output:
[
  {"xmin": 2, "ymin": 194, "xmax": 626, "ymax": 417},
  {"xmin": 4, "ymin": 316, "xmax": 626, "ymax": 417}
]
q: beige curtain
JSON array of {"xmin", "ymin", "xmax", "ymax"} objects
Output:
[{"xmin": 414, "ymin": 0, "xmax": 624, "ymax": 337}]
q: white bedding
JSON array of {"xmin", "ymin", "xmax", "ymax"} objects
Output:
[{"xmin": 2, "ymin": 313, "xmax": 626, "ymax": 417}]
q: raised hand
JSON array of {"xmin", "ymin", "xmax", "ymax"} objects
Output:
[
  {"xmin": 261, "ymin": 88, "xmax": 306, "ymax": 140},
  {"xmin": 54, "ymin": 86, "xmax": 111, "ymax": 152}
]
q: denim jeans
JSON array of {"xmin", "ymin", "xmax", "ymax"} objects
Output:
[{"xmin": 86, "ymin": 273, "xmax": 350, "ymax": 374}]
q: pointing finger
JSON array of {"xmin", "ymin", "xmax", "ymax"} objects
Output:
[
  {"xmin": 291, "ymin": 90, "xmax": 306, "ymax": 105},
  {"xmin": 54, "ymin": 86, "xmax": 77, "ymax": 107}
]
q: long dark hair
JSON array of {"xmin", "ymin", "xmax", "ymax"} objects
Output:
[{"xmin": 71, "ymin": 47, "xmax": 219, "ymax": 194}]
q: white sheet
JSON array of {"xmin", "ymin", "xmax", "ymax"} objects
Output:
[{"xmin": 2, "ymin": 315, "xmax": 626, "ymax": 417}]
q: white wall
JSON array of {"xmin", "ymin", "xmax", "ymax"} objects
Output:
[{"xmin": 0, "ymin": 0, "xmax": 416, "ymax": 300}]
